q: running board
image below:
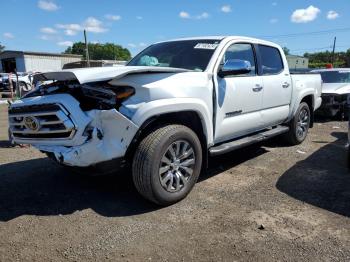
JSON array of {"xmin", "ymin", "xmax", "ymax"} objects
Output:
[{"xmin": 209, "ymin": 125, "xmax": 289, "ymax": 156}]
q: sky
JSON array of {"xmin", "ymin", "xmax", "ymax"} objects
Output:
[{"xmin": 0, "ymin": 0, "xmax": 349, "ymax": 56}]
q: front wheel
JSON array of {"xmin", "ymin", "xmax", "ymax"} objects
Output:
[
  {"xmin": 132, "ymin": 124, "xmax": 202, "ymax": 205},
  {"xmin": 285, "ymin": 102, "xmax": 311, "ymax": 145}
]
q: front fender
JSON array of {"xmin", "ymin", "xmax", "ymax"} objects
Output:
[{"xmin": 131, "ymin": 98, "xmax": 213, "ymax": 145}]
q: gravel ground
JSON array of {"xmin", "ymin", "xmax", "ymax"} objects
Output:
[{"xmin": 0, "ymin": 104, "xmax": 349, "ymax": 262}]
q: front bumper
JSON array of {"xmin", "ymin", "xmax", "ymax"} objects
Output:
[
  {"xmin": 317, "ymin": 93, "xmax": 348, "ymax": 117},
  {"xmin": 9, "ymin": 94, "xmax": 139, "ymax": 167}
]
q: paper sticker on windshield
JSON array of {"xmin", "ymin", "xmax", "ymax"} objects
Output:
[{"xmin": 194, "ymin": 43, "xmax": 219, "ymax": 50}]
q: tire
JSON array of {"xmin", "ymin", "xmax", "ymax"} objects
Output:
[
  {"xmin": 285, "ymin": 102, "xmax": 311, "ymax": 145},
  {"xmin": 132, "ymin": 124, "xmax": 202, "ymax": 205}
]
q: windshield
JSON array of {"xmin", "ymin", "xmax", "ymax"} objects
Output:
[
  {"xmin": 319, "ymin": 71, "xmax": 350, "ymax": 83},
  {"xmin": 127, "ymin": 39, "xmax": 221, "ymax": 72}
]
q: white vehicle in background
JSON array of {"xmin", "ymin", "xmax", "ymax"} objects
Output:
[
  {"xmin": 8, "ymin": 36, "xmax": 322, "ymax": 205},
  {"xmin": 311, "ymin": 68, "xmax": 350, "ymax": 118},
  {"xmin": 1, "ymin": 72, "xmax": 34, "ymax": 93}
]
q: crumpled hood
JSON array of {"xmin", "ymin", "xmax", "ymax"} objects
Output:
[
  {"xmin": 33, "ymin": 66, "xmax": 191, "ymax": 84},
  {"xmin": 322, "ymin": 83, "xmax": 350, "ymax": 95}
]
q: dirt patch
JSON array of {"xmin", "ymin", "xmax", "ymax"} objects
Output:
[{"xmin": 0, "ymin": 104, "xmax": 349, "ymax": 261}]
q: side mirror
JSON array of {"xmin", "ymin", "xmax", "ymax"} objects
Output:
[{"xmin": 218, "ymin": 59, "xmax": 252, "ymax": 78}]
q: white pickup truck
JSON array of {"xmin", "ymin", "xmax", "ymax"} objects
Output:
[{"xmin": 8, "ymin": 36, "xmax": 322, "ymax": 205}]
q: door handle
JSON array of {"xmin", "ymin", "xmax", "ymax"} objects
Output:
[
  {"xmin": 282, "ymin": 82, "xmax": 290, "ymax": 88},
  {"xmin": 252, "ymin": 84, "xmax": 263, "ymax": 92}
]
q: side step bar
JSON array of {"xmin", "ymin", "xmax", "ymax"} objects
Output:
[{"xmin": 209, "ymin": 125, "xmax": 289, "ymax": 156}]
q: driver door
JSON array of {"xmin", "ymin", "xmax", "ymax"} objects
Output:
[{"xmin": 214, "ymin": 43, "xmax": 264, "ymax": 144}]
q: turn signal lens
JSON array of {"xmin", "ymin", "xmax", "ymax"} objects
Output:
[{"xmin": 115, "ymin": 86, "xmax": 135, "ymax": 100}]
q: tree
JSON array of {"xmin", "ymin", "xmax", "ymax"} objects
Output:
[
  {"xmin": 64, "ymin": 42, "xmax": 131, "ymax": 61},
  {"xmin": 304, "ymin": 49, "xmax": 350, "ymax": 68},
  {"xmin": 282, "ymin": 47, "xmax": 290, "ymax": 55},
  {"xmin": 0, "ymin": 42, "xmax": 5, "ymax": 52}
]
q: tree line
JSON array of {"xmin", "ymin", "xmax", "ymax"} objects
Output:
[
  {"xmin": 304, "ymin": 49, "xmax": 350, "ymax": 68},
  {"xmin": 64, "ymin": 42, "xmax": 131, "ymax": 61}
]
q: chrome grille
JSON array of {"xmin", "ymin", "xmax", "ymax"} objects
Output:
[{"xmin": 9, "ymin": 103, "xmax": 76, "ymax": 140}]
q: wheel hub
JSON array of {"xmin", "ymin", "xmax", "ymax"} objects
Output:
[{"xmin": 159, "ymin": 140, "xmax": 196, "ymax": 193}]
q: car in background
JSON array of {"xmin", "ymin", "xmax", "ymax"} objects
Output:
[
  {"xmin": 1, "ymin": 72, "xmax": 34, "ymax": 94},
  {"xmin": 312, "ymin": 68, "xmax": 350, "ymax": 118}
]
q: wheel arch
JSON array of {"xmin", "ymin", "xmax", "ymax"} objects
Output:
[{"xmin": 125, "ymin": 110, "xmax": 209, "ymax": 169}]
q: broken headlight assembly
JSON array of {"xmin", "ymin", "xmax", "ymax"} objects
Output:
[{"xmin": 80, "ymin": 84, "xmax": 135, "ymax": 110}]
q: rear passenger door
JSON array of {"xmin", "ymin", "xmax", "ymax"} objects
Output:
[{"xmin": 258, "ymin": 45, "xmax": 292, "ymax": 127}]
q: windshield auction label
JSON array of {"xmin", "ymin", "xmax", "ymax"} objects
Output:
[{"xmin": 194, "ymin": 43, "xmax": 219, "ymax": 50}]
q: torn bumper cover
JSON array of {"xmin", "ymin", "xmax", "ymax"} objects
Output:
[
  {"xmin": 9, "ymin": 94, "xmax": 139, "ymax": 167},
  {"xmin": 318, "ymin": 93, "xmax": 349, "ymax": 117}
]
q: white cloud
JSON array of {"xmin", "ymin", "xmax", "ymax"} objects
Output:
[
  {"xmin": 196, "ymin": 12, "xmax": 209, "ymax": 19},
  {"xmin": 221, "ymin": 5, "xmax": 232, "ymax": 13},
  {"xmin": 179, "ymin": 11, "xmax": 190, "ymax": 19},
  {"xmin": 83, "ymin": 17, "xmax": 108, "ymax": 33},
  {"xmin": 57, "ymin": 41, "xmax": 73, "ymax": 47},
  {"xmin": 3, "ymin": 32, "xmax": 14, "ymax": 39},
  {"xmin": 136, "ymin": 16, "xmax": 143, "ymax": 20},
  {"xmin": 40, "ymin": 35, "xmax": 61, "ymax": 41},
  {"xmin": 179, "ymin": 11, "xmax": 209, "ymax": 20},
  {"xmin": 291, "ymin": 5, "xmax": 320, "ymax": 23},
  {"xmin": 128, "ymin": 43, "xmax": 148, "ymax": 48},
  {"xmin": 105, "ymin": 14, "xmax": 121, "ymax": 21},
  {"xmin": 327, "ymin": 10, "xmax": 339, "ymax": 20},
  {"xmin": 270, "ymin": 18, "xmax": 278, "ymax": 24},
  {"xmin": 40, "ymin": 35, "xmax": 50, "ymax": 40},
  {"xmin": 40, "ymin": 27, "xmax": 57, "ymax": 34},
  {"xmin": 38, "ymin": 0, "xmax": 59, "ymax": 11},
  {"xmin": 56, "ymin": 17, "xmax": 107, "ymax": 36}
]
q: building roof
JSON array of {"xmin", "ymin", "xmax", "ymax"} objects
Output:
[
  {"xmin": 0, "ymin": 50, "xmax": 82, "ymax": 58},
  {"xmin": 286, "ymin": 55, "xmax": 308, "ymax": 59}
]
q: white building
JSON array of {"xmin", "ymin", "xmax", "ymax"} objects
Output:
[
  {"xmin": 286, "ymin": 55, "xmax": 309, "ymax": 70},
  {"xmin": 0, "ymin": 50, "xmax": 82, "ymax": 73}
]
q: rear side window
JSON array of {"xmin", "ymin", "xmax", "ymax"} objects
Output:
[{"xmin": 259, "ymin": 45, "xmax": 284, "ymax": 75}]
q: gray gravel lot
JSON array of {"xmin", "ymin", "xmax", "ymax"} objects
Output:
[{"xmin": 0, "ymin": 104, "xmax": 349, "ymax": 261}]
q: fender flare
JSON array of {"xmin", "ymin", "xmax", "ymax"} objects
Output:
[
  {"xmin": 131, "ymin": 98, "xmax": 214, "ymax": 145},
  {"xmin": 288, "ymin": 88, "xmax": 315, "ymax": 122}
]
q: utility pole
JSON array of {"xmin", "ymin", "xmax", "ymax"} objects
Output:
[
  {"xmin": 84, "ymin": 30, "xmax": 90, "ymax": 67},
  {"xmin": 331, "ymin": 36, "xmax": 337, "ymax": 65}
]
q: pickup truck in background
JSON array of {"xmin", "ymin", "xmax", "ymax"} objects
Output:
[
  {"xmin": 8, "ymin": 36, "xmax": 322, "ymax": 205},
  {"xmin": 311, "ymin": 68, "xmax": 350, "ymax": 118}
]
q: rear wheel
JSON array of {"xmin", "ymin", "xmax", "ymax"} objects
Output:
[
  {"xmin": 285, "ymin": 102, "xmax": 311, "ymax": 145},
  {"xmin": 132, "ymin": 124, "xmax": 202, "ymax": 205}
]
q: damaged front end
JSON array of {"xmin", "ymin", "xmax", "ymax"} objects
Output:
[
  {"xmin": 318, "ymin": 93, "xmax": 349, "ymax": 117},
  {"xmin": 8, "ymin": 79, "xmax": 139, "ymax": 169}
]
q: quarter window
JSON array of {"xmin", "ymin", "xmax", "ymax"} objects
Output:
[
  {"xmin": 222, "ymin": 43, "xmax": 256, "ymax": 76},
  {"xmin": 259, "ymin": 45, "xmax": 284, "ymax": 75}
]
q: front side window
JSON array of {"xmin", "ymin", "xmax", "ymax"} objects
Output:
[
  {"xmin": 259, "ymin": 45, "xmax": 284, "ymax": 75},
  {"xmin": 222, "ymin": 43, "xmax": 256, "ymax": 76},
  {"xmin": 127, "ymin": 40, "xmax": 221, "ymax": 72}
]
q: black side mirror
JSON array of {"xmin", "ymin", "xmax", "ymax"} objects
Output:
[{"xmin": 218, "ymin": 59, "xmax": 252, "ymax": 78}]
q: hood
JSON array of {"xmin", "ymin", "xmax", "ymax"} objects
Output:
[
  {"xmin": 33, "ymin": 66, "xmax": 191, "ymax": 84},
  {"xmin": 322, "ymin": 83, "xmax": 350, "ymax": 95}
]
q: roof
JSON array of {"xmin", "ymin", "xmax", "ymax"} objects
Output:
[
  {"xmin": 286, "ymin": 55, "xmax": 308, "ymax": 59},
  {"xmin": 311, "ymin": 68, "xmax": 350, "ymax": 72},
  {"xmin": 156, "ymin": 36, "xmax": 280, "ymax": 47},
  {"xmin": 0, "ymin": 50, "xmax": 82, "ymax": 58}
]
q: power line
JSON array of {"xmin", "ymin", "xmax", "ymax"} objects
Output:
[
  {"xmin": 259, "ymin": 27, "xmax": 350, "ymax": 39},
  {"xmin": 290, "ymin": 44, "xmax": 349, "ymax": 53}
]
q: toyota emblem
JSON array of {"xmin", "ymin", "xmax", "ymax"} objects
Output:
[{"xmin": 23, "ymin": 116, "xmax": 40, "ymax": 131}]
